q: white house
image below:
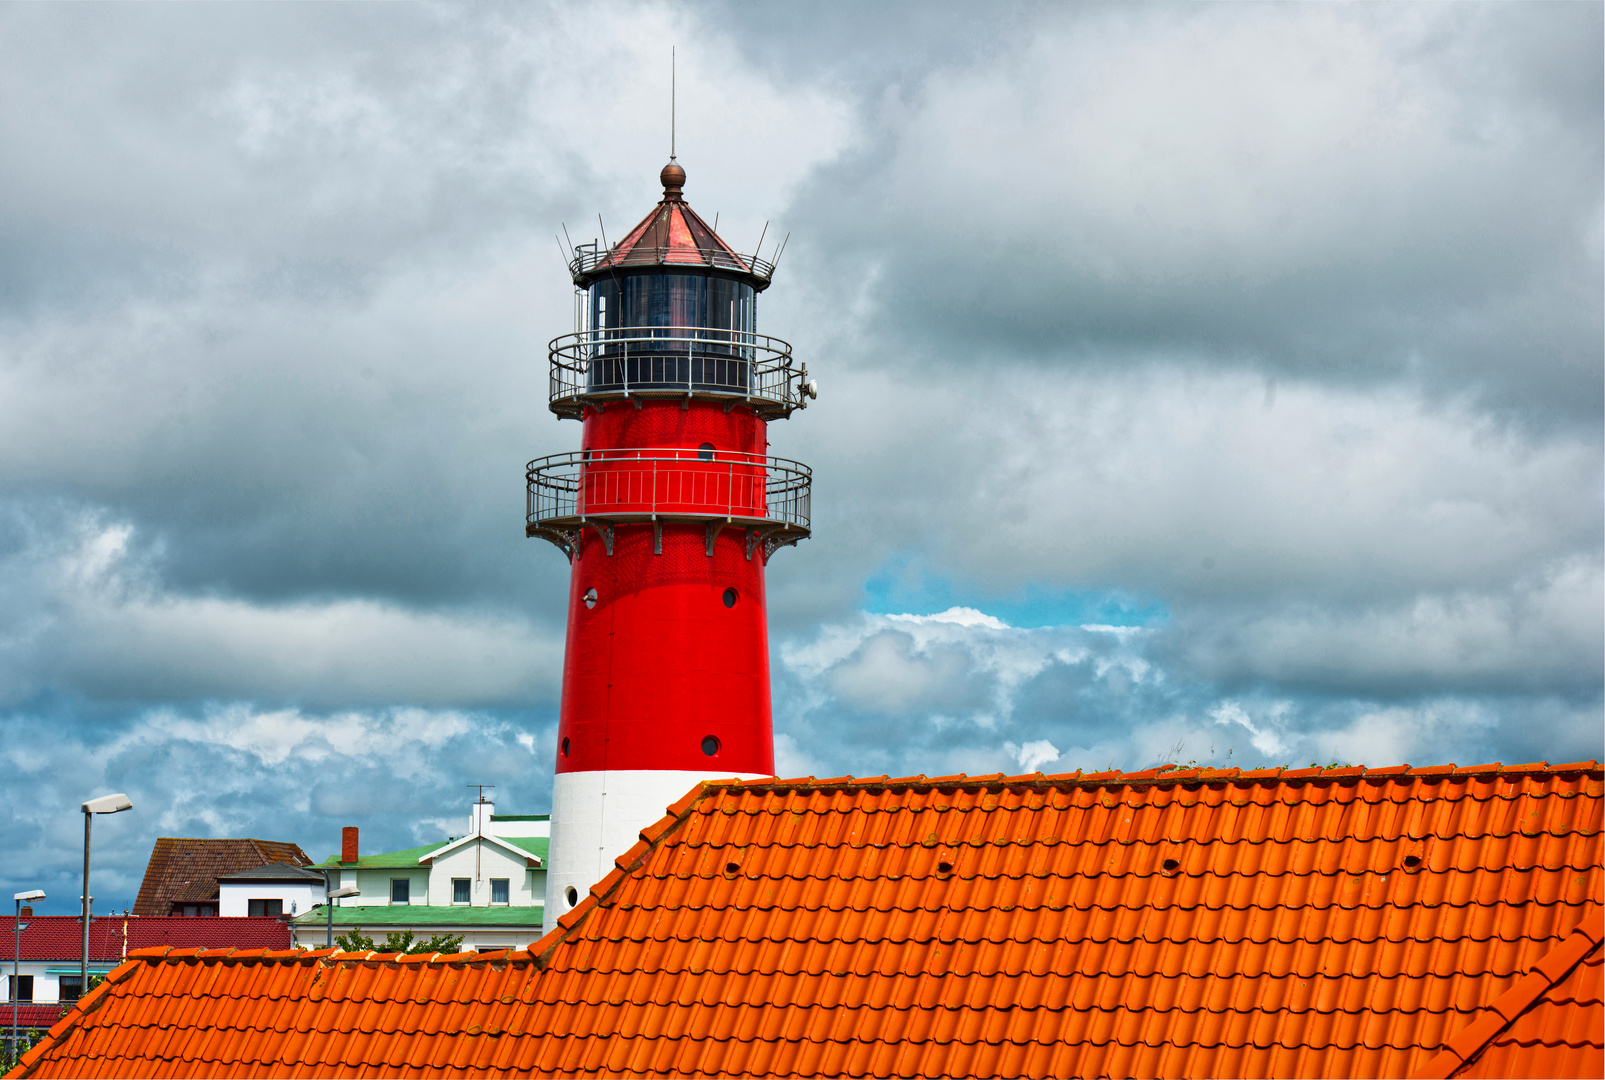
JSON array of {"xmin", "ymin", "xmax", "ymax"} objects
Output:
[
  {"xmin": 216, "ymin": 863, "xmax": 325, "ymax": 918},
  {"xmin": 292, "ymin": 798, "xmax": 548, "ymax": 952}
]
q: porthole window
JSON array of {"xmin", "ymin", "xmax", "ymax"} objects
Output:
[
  {"xmin": 565, "ymin": 886, "xmax": 578, "ymax": 907},
  {"xmin": 561, "ymin": 737, "xmax": 571, "ymax": 758},
  {"xmin": 583, "ymin": 587, "xmax": 598, "ymax": 609},
  {"xmin": 722, "ymin": 588, "xmax": 738, "ymax": 608},
  {"xmin": 701, "ymin": 735, "xmax": 721, "ymax": 757},
  {"xmin": 698, "ymin": 442, "xmax": 715, "ymax": 462}
]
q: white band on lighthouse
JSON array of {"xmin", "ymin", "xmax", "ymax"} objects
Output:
[{"xmin": 544, "ymin": 768, "xmax": 770, "ymax": 919}]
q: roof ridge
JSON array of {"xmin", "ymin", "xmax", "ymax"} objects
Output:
[
  {"xmin": 701, "ymin": 761, "xmax": 1602, "ymax": 797},
  {"xmin": 1409, "ymin": 906, "xmax": 1604, "ymax": 1079}
]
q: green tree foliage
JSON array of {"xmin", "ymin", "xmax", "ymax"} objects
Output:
[{"xmin": 333, "ymin": 927, "xmax": 466, "ymax": 955}]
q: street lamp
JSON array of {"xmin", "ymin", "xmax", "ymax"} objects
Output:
[
  {"xmin": 324, "ymin": 877, "xmax": 360, "ymax": 948},
  {"xmin": 80, "ymin": 794, "xmax": 132, "ymax": 1005},
  {"xmin": 11, "ymin": 889, "xmax": 44, "ymax": 1061}
]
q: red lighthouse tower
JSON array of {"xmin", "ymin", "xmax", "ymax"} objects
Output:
[{"xmin": 528, "ymin": 161, "xmax": 813, "ymax": 916}]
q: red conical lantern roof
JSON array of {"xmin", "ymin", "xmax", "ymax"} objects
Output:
[{"xmin": 571, "ymin": 163, "xmax": 775, "ymax": 289}]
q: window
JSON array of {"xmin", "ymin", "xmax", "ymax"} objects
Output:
[
  {"xmin": 391, "ymin": 878, "xmax": 410, "ymax": 904},
  {"xmin": 452, "ymin": 878, "xmax": 471, "ymax": 904},
  {"xmin": 9, "ymin": 975, "xmax": 32, "ymax": 1003},
  {"xmin": 247, "ymin": 898, "xmax": 283, "ymax": 917},
  {"xmin": 58, "ymin": 977, "xmax": 83, "ymax": 1002},
  {"xmin": 490, "ymin": 879, "xmax": 509, "ymax": 905}
]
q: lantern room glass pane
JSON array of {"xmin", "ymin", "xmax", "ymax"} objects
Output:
[{"xmin": 587, "ymin": 271, "xmax": 756, "ymax": 393}]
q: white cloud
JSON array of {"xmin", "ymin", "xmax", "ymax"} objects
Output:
[
  {"xmin": 1005, "ymin": 738, "xmax": 1061, "ymax": 772},
  {"xmin": 0, "ymin": 510, "xmax": 564, "ymax": 708},
  {"xmin": 1208, "ymin": 701, "xmax": 1291, "ymax": 759}
]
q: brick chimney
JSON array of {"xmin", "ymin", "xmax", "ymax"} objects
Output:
[
  {"xmin": 341, "ymin": 826, "xmax": 358, "ymax": 864},
  {"xmin": 19, "ymin": 906, "xmax": 31, "ymax": 918}
]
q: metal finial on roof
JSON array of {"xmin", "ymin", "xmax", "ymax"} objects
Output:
[
  {"xmin": 670, "ymin": 46, "xmax": 676, "ymax": 163},
  {"xmin": 660, "ymin": 160, "xmax": 686, "ymax": 201}
]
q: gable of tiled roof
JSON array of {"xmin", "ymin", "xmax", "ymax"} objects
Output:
[
  {"xmin": 13, "ymin": 762, "xmax": 1602, "ymax": 1080},
  {"xmin": 1414, "ymin": 908, "xmax": 1604, "ymax": 1079},
  {"xmin": 132, "ymin": 838, "xmax": 311, "ymax": 915}
]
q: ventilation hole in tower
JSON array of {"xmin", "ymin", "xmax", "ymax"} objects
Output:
[
  {"xmin": 701, "ymin": 735, "xmax": 721, "ymax": 757},
  {"xmin": 725, "ymin": 862, "xmax": 740, "ymax": 875},
  {"xmin": 722, "ymin": 587, "xmax": 738, "ymax": 608},
  {"xmin": 1162, "ymin": 858, "xmax": 1180, "ymax": 873},
  {"xmin": 698, "ymin": 442, "xmax": 715, "ymax": 462},
  {"xmin": 1403, "ymin": 855, "xmax": 1422, "ymax": 868},
  {"xmin": 936, "ymin": 861, "xmax": 954, "ymax": 875},
  {"xmin": 565, "ymin": 886, "xmax": 578, "ymax": 907},
  {"xmin": 583, "ymin": 587, "xmax": 598, "ymax": 609},
  {"xmin": 560, "ymin": 737, "xmax": 570, "ymax": 758}
]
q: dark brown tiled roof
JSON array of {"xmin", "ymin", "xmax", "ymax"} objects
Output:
[{"xmin": 131, "ymin": 838, "xmax": 311, "ymax": 915}]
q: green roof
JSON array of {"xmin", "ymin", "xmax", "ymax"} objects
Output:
[
  {"xmin": 292, "ymin": 905, "xmax": 543, "ymax": 927},
  {"xmin": 312, "ymin": 840, "xmax": 447, "ymax": 869},
  {"xmin": 499, "ymin": 835, "xmax": 549, "ymax": 860}
]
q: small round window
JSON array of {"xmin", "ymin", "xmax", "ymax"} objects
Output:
[
  {"xmin": 583, "ymin": 587, "xmax": 598, "ymax": 609},
  {"xmin": 722, "ymin": 588, "xmax": 738, "ymax": 608},
  {"xmin": 560, "ymin": 737, "xmax": 571, "ymax": 758},
  {"xmin": 565, "ymin": 886, "xmax": 578, "ymax": 907},
  {"xmin": 698, "ymin": 442, "xmax": 715, "ymax": 462},
  {"xmin": 701, "ymin": 735, "xmax": 721, "ymax": 757}
]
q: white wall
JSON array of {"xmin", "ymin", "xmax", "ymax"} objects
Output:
[
  {"xmin": 217, "ymin": 880, "xmax": 321, "ymax": 918},
  {"xmin": 423, "ymin": 840, "xmax": 541, "ymax": 908},
  {"xmin": 334, "ymin": 843, "xmax": 541, "ymax": 909},
  {"xmin": 6, "ymin": 962, "xmax": 117, "ymax": 1006}
]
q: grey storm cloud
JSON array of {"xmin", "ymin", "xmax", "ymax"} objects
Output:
[{"xmin": 0, "ymin": 0, "xmax": 1597, "ymax": 914}]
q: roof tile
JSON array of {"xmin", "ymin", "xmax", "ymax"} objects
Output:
[{"xmin": 12, "ymin": 763, "xmax": 1603, "ymax": 1079}]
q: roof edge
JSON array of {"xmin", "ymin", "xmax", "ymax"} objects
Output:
[
  {"xmin": 12, "ymin": 954, "xmax": 144, "ymax": 1078},
  {"xmin": 697, "ymin": 761, "xmax": 1602, "ymax": 799},
  {"xmin": 526, "ymin": 780, "xmax": 718, "ymax": 969},
  {"xmin": 1408, "ymin": 905, "xmax": 1604, "ymax": 1080}
]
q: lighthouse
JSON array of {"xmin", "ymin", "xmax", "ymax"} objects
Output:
[{"xmin": 528, "ymin": 160, "xmax": 814, "ymax": 917}]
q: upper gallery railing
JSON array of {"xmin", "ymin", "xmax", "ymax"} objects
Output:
[{"xmin": 547, "ymin": 328, "xmax": 812, "ymax": 420}]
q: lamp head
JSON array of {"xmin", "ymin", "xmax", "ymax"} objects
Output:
[
  {"xmin": 13, "ymin": 889, "xmax": 45, "ymax": 902},
  {"xmin": 82, "ymin": 793, "xmax": 133, "ymax": 815},
  {"xmin": 327, "ymin": 886, "xmax": 361, "ymax": 899}
]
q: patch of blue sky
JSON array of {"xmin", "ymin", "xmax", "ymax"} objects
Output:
[{"xmin": 862, "ymin": 553, "xmax": 1169, "ymax": 629}]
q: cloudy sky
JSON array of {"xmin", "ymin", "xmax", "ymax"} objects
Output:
[{"xmin": 1, "ymin": 2, "xmax": 1599, "ymax": 914}]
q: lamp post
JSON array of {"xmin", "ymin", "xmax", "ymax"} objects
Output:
[
  {"xmin": 323, "ymin": 874, "xmax": 360, "ymax": 948},
  {"xmin": 80, "ymin": 794, "xmax": 132, "ymax": 1005},
  {"xmin": 11, "ymin": 889, "xmax": 44, "ymax": 1062}
]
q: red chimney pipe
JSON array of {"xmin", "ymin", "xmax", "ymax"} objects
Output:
[{"xmin": 341, "ymin": 826, "xmax": 358, "ymax": 864}]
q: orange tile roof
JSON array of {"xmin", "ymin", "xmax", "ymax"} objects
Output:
[{"xmin": 11, "ymin": 762, "xmax": 1602, "ymax": 1079}]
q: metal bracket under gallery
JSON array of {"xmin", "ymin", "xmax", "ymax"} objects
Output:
[
  {"xmin": 547, "ymin": 328, "xmax": 814, "ymax": 422},
  {"xmin": 524, "ymin": 449, "xmax": 810, "ymax": 563}
]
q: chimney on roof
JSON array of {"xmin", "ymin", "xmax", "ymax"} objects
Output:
[
  {"xmin": 341, "ymin": 826, "xmax": 358, "ymax": 864},
  {"xmin": 471, "ymin": 798, "xmax": 495, "ymax": 835},
  {"xmin": 19, "ymin": 906, "xmax": 31, "ymax": 918}
]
